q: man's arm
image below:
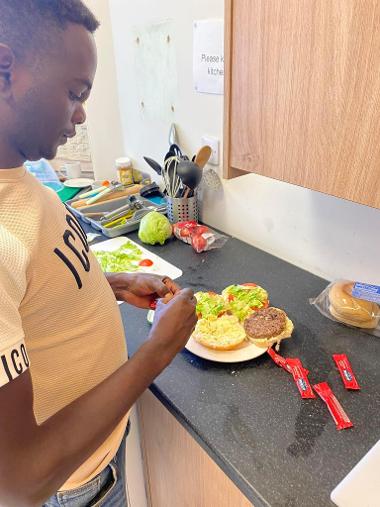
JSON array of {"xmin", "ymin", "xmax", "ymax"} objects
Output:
[{"xmin": 0, "ymin": 289, "xmax": 196, "ymax": 507}]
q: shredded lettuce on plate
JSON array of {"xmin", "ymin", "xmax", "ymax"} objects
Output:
[
  {"xmin": 223, "ymin": 285, "xmax": 268, "ymax": 321},
  {"xmin": 93, "ymin": 241, "xmax": 143, "ymax": 272},
  {"xmin": 195, "ymin": 292, "xmax": 226, "ymax": 319}
]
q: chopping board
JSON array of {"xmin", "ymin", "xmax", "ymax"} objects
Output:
[
  {"xmin": 331, "ymin": 440, "xmax": 380, "ymax": 506},
  {"xmin": 90, "ymin": 236, "xmax": 182, "ymax": 280}
]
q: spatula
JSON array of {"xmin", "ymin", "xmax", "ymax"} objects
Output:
[{"xmin": 194, "ymin": 145, "xmax": 212, "ymax": 169}]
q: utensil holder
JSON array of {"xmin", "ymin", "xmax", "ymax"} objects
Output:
[{"xmin": 166, "ymin": 195, "xmax": 199, "ymax": 223}]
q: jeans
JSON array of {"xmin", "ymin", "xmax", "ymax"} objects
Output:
[{"xmin": 44, "ymin": 427, "xmax": 129, "ymax": 507}]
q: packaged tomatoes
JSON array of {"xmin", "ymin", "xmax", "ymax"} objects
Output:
[{"xmin": 173, "ymin": 221, "xmax": 228, "ymax": 253}]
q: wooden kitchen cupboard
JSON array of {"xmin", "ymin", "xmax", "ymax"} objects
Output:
[
  {"xmin": 138, "ymin": 391, "xmax": 253, "ymax": 507},
  {"xmin": 224, "ymin": 0, "xmax": 380, "ymax": 208}
]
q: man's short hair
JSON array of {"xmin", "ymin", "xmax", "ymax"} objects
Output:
[{"xmin": 0, "ymin": 0, "xmax": 99, "ymax": 60}]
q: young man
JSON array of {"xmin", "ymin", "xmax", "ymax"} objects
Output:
[{"xmin": 0, "ymin": 1, "xmax": 197, "ymax": 506}]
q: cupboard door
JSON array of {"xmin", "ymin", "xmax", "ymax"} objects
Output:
[
  {"xmin": 224, "ymin": 0, "xmax": 380, "ymax": 208},
  {"xmin": 138, "ymin": 391, "xmax": 253, "ymax": 507}
]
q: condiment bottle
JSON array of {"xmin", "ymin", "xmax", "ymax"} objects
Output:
[{"xmin": 116, "ymin": 157, "xmax": 134, "ymax": 186}]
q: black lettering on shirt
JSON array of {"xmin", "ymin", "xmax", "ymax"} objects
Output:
[
  {"xmin": 1, "ymin": 354, "xmax": 13, "ymax": 382},
  {"xmin": 66, "ymin": 213, "xmax": 89, "ymax": 251},
  {"xmin": 11, "ymin": 349, "xmax": 23, "ymax": 375},
  {"xmin": 0, "ymin": 343, "xmax": 30, "ymax": 385},
  {"xmin": 63, "ymin": 230, "xmax": 90, "ymax": 272},
  {"xmin": 20, "ymin": 344, "xmax": 30, "ymax": 368},
  {"xmin": 54, "ymin": 210, "xmax": 91, "ymax": 289},
  {"xmin": 54, "ymin": 247, "xmax": 83, "ymax": 289}
]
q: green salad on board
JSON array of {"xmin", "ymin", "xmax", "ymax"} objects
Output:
[{"xmin": 93, "ymin": 241, "xmax": 144, "ymax": 272}]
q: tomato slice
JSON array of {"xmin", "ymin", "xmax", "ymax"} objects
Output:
[
  {"xmin": 139, "ymin": 259, "xmax": 154, "ymax": 267},
  {"xmin": 250, "ymin": 300, "xmax": 269, "ymax": 310},
  {"xmin": 242, "ymin": 282, "xmax": 257, "ymax": 287}
]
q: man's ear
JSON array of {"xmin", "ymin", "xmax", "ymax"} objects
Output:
[{"xmin": 0, "ymin": 44, "xmax": 15, "ymax": 99}]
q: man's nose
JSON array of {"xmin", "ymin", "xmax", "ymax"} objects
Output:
[{"xmin": 72, "ymin": 103, "xmax": 86, "ymax": 125}]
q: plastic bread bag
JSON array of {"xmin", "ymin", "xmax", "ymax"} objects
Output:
[
  {"xmin": 309, "ymin": 280, "xmax": 380, "ymax": 337},
  {"xmin": 173, "ymin": 221, "xmax": 228, "ymax": 253}
]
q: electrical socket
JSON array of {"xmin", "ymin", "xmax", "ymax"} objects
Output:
[{"xmin": 201, "ymin": 136, "xmax": 219, "ymax": 165}]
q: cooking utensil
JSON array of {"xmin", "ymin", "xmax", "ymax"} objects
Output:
[
  {"xmin": 195, "ymin": 145, "xmax": 212, "ymax": 169},
  {"xmin": 168, "ymin": 123, "xmax": 178, "ymax": 146},
  {"xmin": 203, "ymin": 167, "xmax": 222, "ymax": 190},
  {"xmin": 100, "ymin": 200, "xmax": 143, "ymax": 226},
  {"xmin": 103, "ymin": 205, "xmax": 157, "ymax": 229},
  {"xmin": 176, "ymin": 160, "xmax": 202, "ymax": 198},
  {"xmin": 71, "ymin": 184, "xmax": 144, "ymax": 209},
  {"xmin": 83, "ymin": 211, "xmax": 106, "ymax": 219},
  {"xmin": 169, "ymin": 143, "xmax": 182, "ymax": 158},
  {"xmin": 103, "ymin": 211, "xmax": 135, "ymax": 228},
  {"xmin": 86, "ymin": 182, "xmax": 123, "ymax": 205},
  {"xmin": 78, "ymin": 185, "xmax": 107, "ymax": 200},
  {"xmin": 162, "ymin": 155, "xmax": 181, "ymax": 197},
  {"xmin": 143, "ymin": 156, "xmax": 162, "ymax": 175}
]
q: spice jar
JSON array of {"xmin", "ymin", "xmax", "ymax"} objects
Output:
[{"xmin": 116, "ymin": 157, "xmax": 133, "ymax": 186}]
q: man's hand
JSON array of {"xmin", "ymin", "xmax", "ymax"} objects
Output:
[
  {"xmin": 106, "ymin": 272, "xmax": 180, "ymax": 308},
  {"xmin": 149, "ymin": 288, "xmax": 198, "ymax": 357}
]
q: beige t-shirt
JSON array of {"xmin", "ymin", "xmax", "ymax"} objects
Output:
[{"xmin": 0, "ymin": 167, "xmax": 128, "ymax": 490}]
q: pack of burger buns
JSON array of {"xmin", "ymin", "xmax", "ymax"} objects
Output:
[{"xmin": 310, "ymin": 280, "xmax": 380, "ymax": 337}]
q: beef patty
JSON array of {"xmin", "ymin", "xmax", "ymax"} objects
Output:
[{"xmin": 244, "ymin": 307, "xmax": 286, "ymax": 339}]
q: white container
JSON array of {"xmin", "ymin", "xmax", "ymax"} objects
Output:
[{"xmin": 63, "ymin": 161, "xmax": 82, "ymax": 179}]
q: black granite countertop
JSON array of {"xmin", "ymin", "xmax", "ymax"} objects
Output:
[{"xmin": 93, "ymin": 229, "xmax": 380, "ymax": 507}]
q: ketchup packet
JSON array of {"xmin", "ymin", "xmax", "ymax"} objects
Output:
[
  {"xmin": 313, "ymin": 382, "xmax": 353, "ymax": 430},
  {"xmin": 286, "ymin": 358, "xmax": 315, "ymax": 399},
  {"xmin": 332, "ymin": 354, "xmax": 360, "ymax": 390},
  {"xmin": 149, "ymin": 300, "xmax": 157, "ymax": 310},
  {"xmin": 267, "ymin": 348, "xmax": 292, "ymax": 373},
  {"xmin": 173, "ymin": 221, "xmax": 228, "ymax": 253}
]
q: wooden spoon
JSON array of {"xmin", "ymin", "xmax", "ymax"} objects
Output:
[{"xmin": 194, "ymin": 145, "xmax": 212, "ymax": 169}]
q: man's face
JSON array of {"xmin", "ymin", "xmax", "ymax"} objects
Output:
[{"xmin": 5, "ymin": 24, "xmax": 97, "ymax": 161}]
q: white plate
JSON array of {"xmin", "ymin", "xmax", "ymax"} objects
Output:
[
  {"xmin": 146, "ymin": 310, "xmax": 268, "ymax": 362},
  {"xmin": 185, "ymin": 336, "xmax": 268, "ymax": 363},
  {"xmin": 90, "ymin": 236, "xmax": 182, "ymax": 280},
  {"xmin": 64, "ymin": 178, "xmax": 94, "ymax": 188}
]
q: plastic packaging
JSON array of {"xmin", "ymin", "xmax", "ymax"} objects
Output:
[
  {"xmin": 25, "ymin": 159, "xmax": 63, "ymax": 191},
  {"xmin": 173, "ymin": 221, "xmax": 228, "ymax": 253},
  {"xmin": 332, "ymin": 354, "xmax": 360, "ymax": 390},
  {"xmin": 310, "ymin": 279, "xmax": 380, "ymax": 337},
  {"xmin": 313, "ymin": 382, "xmax": 353, "ymax": 430}
]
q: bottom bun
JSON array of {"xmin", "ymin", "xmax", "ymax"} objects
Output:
[
  {"xmin": 192, "ymin": 315, "xmax": 247, "ymax": 351},
  {"xmin": 247, "ymin": 317, "xmax": 294, "ymax": 351},
  {"xmin": 329, "ymin": 305, "xmax": 379, "ymax": 329}
]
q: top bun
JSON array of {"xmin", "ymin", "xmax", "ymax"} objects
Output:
[{"xmin": 329, "ymin": 281, "xmax": 379, "ymax": 327}]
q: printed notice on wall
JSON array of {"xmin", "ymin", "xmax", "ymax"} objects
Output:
[{"xmin": 193, "ymin": 19, "xmax": 224, "ymax": 95}]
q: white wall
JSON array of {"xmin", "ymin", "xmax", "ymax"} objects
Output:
[
  {"xmin": 89, "ymin": 0, "xmax": 380, "ymax": 284},
  {"xmin": 84, "ymin": 0, "xmax": 125, "ymax": 180}
]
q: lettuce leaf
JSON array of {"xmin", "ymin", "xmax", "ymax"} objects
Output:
[
  {"xmin": 195, "ymin": 292, "xmax": 226, "ymax": 318},
  {"xmin": 223, "ymin": 285, "xmax": 268, "ymax": 321},
  {"xmin": 93, "ymin": 241, "xmax": 143, "ymax": 272}
]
